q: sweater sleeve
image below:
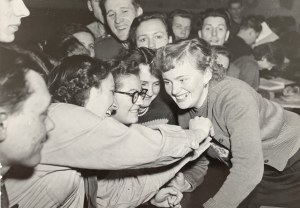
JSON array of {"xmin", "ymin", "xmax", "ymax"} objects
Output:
[
  {"xmin": 204, "ymin": 87, "xmax": 264, "ymax": 208},
  {"xmin": 182, "ymin": 155, "xmax": 209, "ymax": 192},
  {"xmin": 41, "ymin": 103, "xmax": 203, "ymax": 170}
]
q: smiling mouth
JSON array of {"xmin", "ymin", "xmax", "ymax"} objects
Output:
[
  {"xmin": 9, "ymin": 25, "xmax": 20, "ymax": 32},
  {"xmin": 174, "ymin": 92, "xmax": 189, "ymax": 101}
]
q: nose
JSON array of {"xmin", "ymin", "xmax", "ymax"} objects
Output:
[
  {"xmin": 171, "ymin": 82, "xmax": 181, "ymax": 95},
  {"xmin": 212, "ymin": 28, "xmax": 217, "ymax": 37},
  {"xmin": 149, "ymin": 39, "xmax": 156, "ymax": 49},
  {"xmin": 45, "ymin": 116, "xmax": 55, "ymax": 132},
  {"xmin": 135, "ymin": 95, "xmax": 144, "ymax": 106},
  {"xmin": 14, "ymin": 0, "xmax": 30, "ymax": 17},
  {"xmin": 115, "ymin": 13, "xmax": 122, "ymax": 24},
  {"xmin": 146, "ymin": 87, "xmax": 153, "ymax": 97}
]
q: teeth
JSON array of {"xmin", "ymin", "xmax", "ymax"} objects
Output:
[{"xmin": 176, "ymin": 93, "xmax": 188, "ymax": 100}]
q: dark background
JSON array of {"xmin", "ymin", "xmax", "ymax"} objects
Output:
[{"xmin": 15, "ymin": 0, "xmax": 300, "ymax": 45}]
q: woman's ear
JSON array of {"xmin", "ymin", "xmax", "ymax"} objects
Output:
[
  {"xmin": 137, "ymin": 7, "xmax": 143, "ymax": 17},
  {"xmin": 203, "ymin": 68, "xmax": 213, "ymax": 85},
  {"xmin": 0, "ymin": 110, "xmax": 8, "ymax": 142}
]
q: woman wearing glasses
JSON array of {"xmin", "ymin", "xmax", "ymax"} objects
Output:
[
  {"xmin": 119, "ymin": 47, "xmax": 176, "ymax": 126},
  {"xmin": 96, "ymin": 57, "xmax": 208, "ymax": 208},
  {"xmin": 6, "ymin": 54, "xmax": 212, "ymax": 208}
]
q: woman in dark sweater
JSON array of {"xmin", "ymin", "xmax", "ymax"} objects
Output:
[{"xmin": 154, "ymin": 38, "xmax": 300, "ymax": 208}]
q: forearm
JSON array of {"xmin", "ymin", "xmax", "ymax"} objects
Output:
[
  {"xmin": 42, "ymin": 114, "xmax": 201, "ymax": 170},
  {"xmin": 96, "ymin": 156, "xmax": 193, "ymax": 208}
]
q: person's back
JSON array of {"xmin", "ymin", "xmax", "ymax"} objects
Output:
[{"xmin": 226, "ymin": 15, "xmax": 262, "ymax": 60}]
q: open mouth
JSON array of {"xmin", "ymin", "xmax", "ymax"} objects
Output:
[{"xmin": 174, "ymin": 92, "xmax": 189, "ymax": 101}]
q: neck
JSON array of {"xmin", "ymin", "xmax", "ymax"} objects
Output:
[{"xmin": 195, "ymin": 84, "xmax": 209, "ymax": 109}]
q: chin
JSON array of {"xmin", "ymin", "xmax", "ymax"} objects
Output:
[{"xmin": 23, "ymin": 154, "xmax": 42, "ymax": 167}]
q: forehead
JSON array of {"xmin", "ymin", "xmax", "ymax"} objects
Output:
[
  {"xmin": 73, "ymin": 32, "xmax": 94, "ymax": 41},
  {"xmin": 21, "ymin": 70, "xmax": 50, "ymax": 113},
  {"xmin": 163, "ymin": 59, "xmax": 200, "ymax": 78},
  {"xmin": 105, "ymin": 0, "xmax": 135, "ymax": 10},
  {"xmin": 230, "ymin": 2, "xmax": 242, "ymax": 9},
  {"xmin": 137, "ymin": 19, "xmax": 167, "ymax": 34},
  {"xmin": 118, "ymin": 74, "xmax": 141, "ymax": 89},
  {"xmin": 139, "ymin": 64, "xmax": 159, "ymax": 80},
  {"xmin": 203, "ymin": 17, "xmax": 227, "ymax": 27},
  {"xmin": 173, "ymin": 16, "xmax": 191, "ymax": 25}
]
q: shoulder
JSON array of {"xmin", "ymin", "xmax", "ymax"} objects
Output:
[
  {"xmin": 210, "ymin": 77, "xmax": 257, "ymax": 102},
  {"xmin": 95, "ymin": 36, "xmax": 124, "ymax": 60}
]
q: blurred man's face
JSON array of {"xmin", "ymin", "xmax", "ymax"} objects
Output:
[
  {"xmin": 105, "ymin": 0, "xmax": 142, "ymax": 41},
  {"xmin": 0, "ymin": 71, "xmax": 54, "ymax": 167},
  {"xmin": 0, "ymin": 0, "xmax": 30, "ymax": 42},
  {"xmin": 87, "ymin": 0, "xmax": 105, "ymax": 24},
  {"xmin": 136, "ymin": 19, "xmax": 169, "ymax": 49},
  {"xmin": 172, "ymin": 16, "xmax": 191, "ymax": 41},
  {"xmin": 198, "ymin": 16, "xmax": 229, "ymax": 46},
  {"xmin": 228, "ymin": 2, "xmax": 243, "ymax": 20}
]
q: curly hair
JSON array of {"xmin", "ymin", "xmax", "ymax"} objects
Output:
[
  {"xmin": 48, "ymin": 55, "xmax": 111, "ymax": 106},
  {"xmin": 153, "ymin": 38, "xmax": 226, "ymax": 82},
  {"xmin": 0, "ymin": 44, "xmax": 49, "ymax": 114}
]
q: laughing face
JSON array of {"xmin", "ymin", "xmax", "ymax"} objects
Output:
[
  {"xmin": 139, "ymin": 64, "xmax": 160, "ymax": 109},
  {"xmin": 0, "ymin": 0, "xmax": 30, "ymax": 43},
  {"xmin": 162, "ymin": 58, "xmax": 212, "ymax": 109},
  {"xmin": 105, "ymin": 0, "xmax": 142, "ymax": 41},
  {"xmin": 112, "ymin": 74, "xmax": 144, "ymax": 125}
]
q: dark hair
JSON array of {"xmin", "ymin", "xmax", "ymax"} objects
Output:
[
  {"xmin": 0, "ymin": 44, "xmax": 48, "ymax": 114},
  {"xmin": 43, "ymin": 34, "xmax": 90, "ymax": 62},
  {"xmin": 62, "ymin": 23, "xmax": 95, "ymax": 39},
  {"xmin": 199, "ymin": 8, "xmax": 231, "ymax": 30},
  {"xmin": 111, "ymin": 57, "xmax": 141, "ymax": 90},
  {"xmin": 240, "ymin": 15, "xmax": 263, "ymax": 33},
  {"xmin": 122, "ymin": 47, "xmax": 160, "ymax": 79},
  {"xmin": 128, "ymin": 13, "xmax": 172, "ymax": 49},
  {"xmin": 228, "ymin": 0, "xmax": 243, "ymax": 7},
  {"xmin": 170, "ymin": 9, "xmax": 193, "ymax": 24},
  {"xmin": 211, "ymin": 45, "xmax": 232, "ymax": 61},
  {"xmin": 253, "ymin": 42, "xmax": 284, "ymax": 67},
  {"xmin": 102, "ymin": 0, "xmax": 141, "ymax": 12},
  {"xmin": 153, "ymin": 38, "xmax": 225, "ymax": 81},
  {"xmin": 48, "ymin": 55, "xmax": 111, "ymax": 106}
]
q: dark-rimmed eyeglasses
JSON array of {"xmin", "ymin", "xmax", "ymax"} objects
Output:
[{"xmin": 114, "ymin": 89, "xmax": 148, "ymax": 104}]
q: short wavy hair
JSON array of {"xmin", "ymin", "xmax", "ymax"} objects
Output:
[
  {"xmin": 153, "ymin": 38, "xmax": 226, "ymax": 81},
  {"xmin": 0, "ymin": 44, "xmax": 48, "ymax": 114},
  {"xmin": 48, "ymin": 55, "xmax": 111, "ymax": 106}
]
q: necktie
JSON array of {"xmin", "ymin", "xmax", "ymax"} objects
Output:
[{"xmin": 1, "ymin": 181, "xmax": 9, "ymax": 208}]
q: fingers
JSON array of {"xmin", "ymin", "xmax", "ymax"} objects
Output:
[{"xmin": 167, "ymin": 187, "xmax": 183, "ymax": 208}]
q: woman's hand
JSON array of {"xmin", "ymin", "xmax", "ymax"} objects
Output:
[{"xmin": 150, "ymin": 187, "xmax": 183, "ymax": 208}]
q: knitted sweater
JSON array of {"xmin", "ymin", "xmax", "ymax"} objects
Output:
[
  {"xmin": 138, "ymin": 97, "xmax": 176, "ymax": 126},
  {"xmin": 178, "ymin": 77, "xmax": 300, "ymax": 208}
]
